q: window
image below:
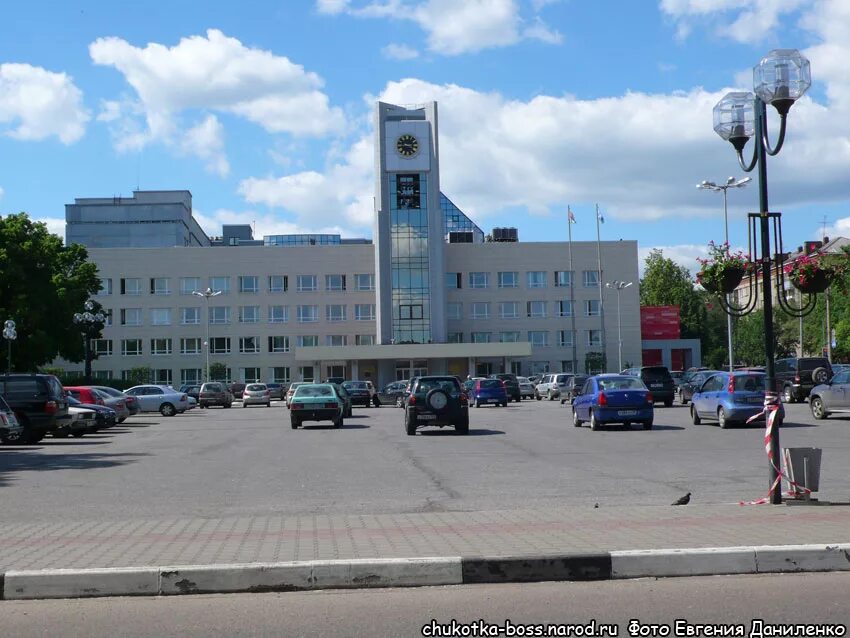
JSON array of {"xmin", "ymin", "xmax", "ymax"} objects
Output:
[
  {"xmin": 557, "ymin": 330, "xmax": 575, "ymax": 347},
  {"xmin": 103, "ymin": 309, "xmax": 113, "ymax": 326},
  {"xmin": 241, "ymin": 368, "xmax": 262, "ymax": 383},
  {"xmin": 98, "ymin": 278, "xmax": 112, "ymax": 296},
  {"xmin": 554, "ymin": 271, "xmax": 572, "ymax": 287},
  {"xmin": 268, "ymin": 305, "xmax": 288, "ymax": 323},
  {"xmin": 498, "ymin": 271, "xmax": 518, "ymax": 288},
  {"xmin": 530, "ymin": 361, "xmax": 550, "ymax": 375},
  {"xmin": 297, "ymin": 275, "xmax": 317, "ymax": 292},
  {"xmin": 355, "ymin": 304, "xmax": 375, "ymax": 321},
  {"xmin": 471, "ymin": 332, "xmax": 491, "ymax": 343},
  {"xmin": 151, "ymin": 338, "xmax": 172, "ymax": 355},
  {"xmin": 527, "ymin": 271, "xmax": 547, "ymax": 288},
  {"xmin": 469, "ymin": 272, "xmax": 489, "ymax": 289},
  {"xmin": 120, "ymin": 308, "xmax": 142, "ymax": 326},
  {"xmin": 239, "ymin": 306, "xmax": 260, "ymax": 323},
  {"xmin": 271, "ymin": 367, "xmax": 291, "ymax": 383},
  {"xmin": 209, "ymin": 306, "xmax": 230, "ymax": 324},
  {"xmin": 500, "ymin": 331, "xmax": 520, "ymax": 343},
  {"xmin": 121, "ymin": 339, "xmax": 142, "ymax": 356},
  {"xmin": 180, "ymin": 338, "xmax": 202, "ymax": 355},
  {"xmin": 499, "ymin": 301, "xmax": 519, "ymax": 319},
  {"xmin": 150, "ymin": 278, "xmax": 170, "ymax": 295},
  {"xmin": 585, "ymin": 300, "xmax": 601, "ymax": 316},
  {"xmin": 560, "ymin": 360, "xmax": 575, "ymax": 373},
  {"xmin": 326, "ymin": 335, "xmax": 347, "ymax": 347},
  {"xmin": 354, "ymin": 273, "xmax": 374, "ymax": 291},
  {"xmin": 120, "ymin": 278, "xmax": 141, "ymax": 295},
  {"xmin": 527, "ymin": 301, "xmax": 546, "ymax": 318},
  {"xmin": 210, "ymin": 276, "xmax": 230, "ymax": 294},
  {"xmin": 298, "ymin": 335, "xmax": 319, "ymax": 348},
  {"xmin": 181, "ymin": 307, "xmax": 200, "ymax": 325},
  {"xmin": 151, "ymin": 308, "xmax": 171, "ymax": 326},
  {"xmin": 93, "ymin": 339, "xmax": 112, "ymax": 356},
  {"xmin": 154, "ymin": 369, "xmax": 172, "ymax": 386},
  {"xmin": 557, "ymin": 300, "xmax": 573, "ymax": 317},
  {"xmin": 355, "ymin": 334, "xmax": 375, "ymax": 346},
  {"xmin": 326, "ymin": 304, "xmax": 346, "ymax": 322},
  {"xmin": 447, "ymin": 302, "xmax": 462, "ymax": 320},
  {"xmin": 239, "ymin": 276, "xmax": 259, "ymax": 293},
  {"xmin": 239, "ymin": 337, "xmax": 260, "ymax": 354},
  {"xmin": 268, "ymin": 275, "xmax": 288, "ymax": 293},
  {"xmin": 583, "ymin": 270, "xmax": 599, "ymax": 288},
  {"xmin": 298, "ymin": 305, "xmax": 319, "ymax": 323},
  {"xmin": 447, "ymin": 332, "xmax": 463, "ymax": 344},
  {"xmin": 210, "ymin": 337, "xmax": 231, "ymax": 354},
  {"xmin": 471, "ymin": 302, "xmax": 490, "ymax": 319},
  {"xmin": 180, "ymin": 277, "xmax": 200, "ymax": 295},
  {"xmin": 268, "ymin": 336, "xmax": 290, "ymax": 353},
  {"xmin": 325, "ymin": 274, "xmax": 346, "ymax": 291},
  {"xmin": 587, "ymin": 330, "xmax": 602, "ymax": 347},
  {"xmin": 445, "ymin": 272, "xmax": 462, "ymax": 289},
  {"xmin": 528, "ymin": 331, "xmax": 549, "ymax": 347},
  {"xmin": 299, "ymin": 366, "xmax": 315, "ymax": 382},
  {"xmin": 181, "ymin": 368, "xmax": 202, "ymax": 384}
]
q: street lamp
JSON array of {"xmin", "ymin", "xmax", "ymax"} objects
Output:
[
  {"xmin": 73, "ymin": 301, "xmax": 106, "ymax": 384},
  {"xmin": 193, "ymin": 287, "xmax": 221, "ymax": 382},
  {"xmin": 697, "ymin": 176, "xmax": 752, "ymax": 372},
  {"xmin": 712, "ymin": 49, "xmax": 814, "ymax": 504},
  {"xmin": 605, "ymin": 281, "xmax": 632, "ymax": 372},
  {"xmin": 3, "ymin": 319, "xmax": 16, "ymax": 375}
]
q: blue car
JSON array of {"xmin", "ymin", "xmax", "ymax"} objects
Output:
[
  {"xmin": 690, "ymin": 371, "xmax": 783, "ymax": 428},
  {"xmin": 572, "ymin": 374, "xmax": 654, "ymax": 430},
  {"xmin": 471, "ymin": 378, "xmax": 508, "ymax": 407}
]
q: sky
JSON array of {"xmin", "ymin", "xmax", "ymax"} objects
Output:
[{"xmin": 2, "ymin": 0, "xmax": 850, "ymax": 276}]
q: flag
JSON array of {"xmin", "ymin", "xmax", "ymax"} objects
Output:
[
  {"xmin": 568, "ymin": 208, "xmax": 576, "ymax": 223},
  {"xmin": 597, "ymin": 211, "xmax": 605, "ymax": 224}
]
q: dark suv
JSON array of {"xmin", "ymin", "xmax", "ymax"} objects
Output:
[
  {"xmin": 199, "ymin": 382, "xmax": 233, "ymax": 408},
  {"xmin": 623, "ymin": 366, "xmax": 675, "ymax": 406},
  {"xmin": 559, "ymin": 375, "xmax": 588, "ymax": 405},
  {"xmin": 775, "ymin": 357, "xmax": 832, "ymax": 403},
  {"xmin": 489, "ymin": 373, "xmax": 521, "ymax": 402},
  {"xmin": 404, "ymin": 376, "xmax": 469, "ymax": 435},
  {"xmin": 0, "ymin": 374, "xmax": 69, "ymax": 443}
]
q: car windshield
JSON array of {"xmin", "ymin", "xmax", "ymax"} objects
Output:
[
  {"xmin": 417, "ymin": 378, "xmax": 460, "ymax": 393},
  {"xmin": 294, "ymin": 385, "xmax": 334, "ymax": 398},
  {"xmin": 733, "ymin": 375, "xmax": 766, "ymax": 392},
  {"xmin": 343, "ymin": 381, "xmax": 368, "ymax": 389},
  {"xmin": 246, "ymin": 384, "xmax": 265, "ymax": 391},
  {"xmin": 641, "ymin": 367, "xmax": 671, "ymax": 380},
  {"xmin": 598, "ymin": 377, "xmax": 646, "ymax": 391},
  {"xmin": 203, "ymin": 384, "xmax": 223, "ymax": 392},
  {"xmin": 479, "ymin": 379, "xmax": 502, "ymax": 389}
]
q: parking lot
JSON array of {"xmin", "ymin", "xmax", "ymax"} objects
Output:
[{"xmin": 3, "ymin": 397, "xmax": 850, "ymax": 526}]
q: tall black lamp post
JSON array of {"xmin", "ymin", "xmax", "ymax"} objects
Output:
[
  {"xmin": 711, "ymin": 49, "xmax": 814, "ymax": 504},
  {"xmin": 73, "ymin": 301, "xmax": 106, "ymax": 384}
]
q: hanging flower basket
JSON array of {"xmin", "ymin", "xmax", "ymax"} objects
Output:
[
  {"xmin": 701, "ymin": 266, "xmax": 746, "ymax": 294},
  {"xmin": 696, "ymin": 241, "xmax": 752, "ymax": 296},
  {"xmin": 783, "ymin": 251, "xmax": 849, "ymax": 295},
  {"xmin": 789, "ymin": 267, "xmax": 833, "ymax": 294}
]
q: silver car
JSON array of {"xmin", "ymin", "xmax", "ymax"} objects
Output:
[
  {"xmin": 124, "ymin": 385, "xmax": 190, "ymax": 416},
  {"xmin": 809, "ymin": 369, "xmax": 850, "ymax": 420},
  {"xmin": 89, "ymin": 387, "xmax": 131, "ymax": 422},
  {"xmin": 242, "ymin": 383, "xmax": 271, "ymax": 408}
]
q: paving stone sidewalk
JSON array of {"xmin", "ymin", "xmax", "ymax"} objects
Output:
[{"xmin": 2, "ymin": 503, "xmax": 849, "ymax": 572}]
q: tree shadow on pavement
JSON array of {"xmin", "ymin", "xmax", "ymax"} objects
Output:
[{"xmin": 0, "ymin": 450, "xmax": 150, "ymax": 487}]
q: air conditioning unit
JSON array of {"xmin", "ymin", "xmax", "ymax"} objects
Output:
[
  {"xmin": 448, "ymin": 231, "xmax": 474, "ymax": 243},
  {"xmin": 492, "ymin": 227, "xmax": 518, "ymax": 242}
]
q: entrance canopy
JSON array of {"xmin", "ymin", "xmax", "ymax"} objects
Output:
[{"xmin": 294, "ymin": 342, "xmax": 532, "ymax": 362}]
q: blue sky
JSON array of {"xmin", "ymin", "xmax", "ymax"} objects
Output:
[{"xmin": 1, "ymin": 0, "xmax": 849, "ymax": 274}]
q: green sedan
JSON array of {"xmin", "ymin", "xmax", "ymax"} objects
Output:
[{"xmin": 289, "ymin": 383, "xmax": 344, "ymax": 429}]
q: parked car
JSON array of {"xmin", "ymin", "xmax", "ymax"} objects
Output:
[
  {"xmin": 63, "ymin": 386, "xmax": 105, "ymax": 406},
  {"xmin": 471, "ymin": 378, "xmax": 508, "ymax": 407},
  {"xmin": 0, "ymin": 373, "xmax": 69, "ymax": 443},
  {"xmin": 178, "ymin": 384, "xmax": 201, "ymax": 401},
  {"xmin": 774, "ymin": 357, "xmax": 832, "ymax": 403},
  {"xmin": 90, "ymin": 385, "xmax": 140, "ymax": 416},
  {"xmin": 124, "ymin": 385, "xmax": 190, "ymax": 416},
  {"xmin": 677, "ymin": 370, "xmax": 721, "ymax": 405},
  {"xmin": 0, "ymin": 395, "xmax": 24, "ymax": 444},
  {"xmin": 89, "ymin": 388, "xmax": 130, "ymax": 422},
  {"xmin": 55, "ymin": 401, "xmax": 97, "ymax": 437},
  {"xmin": 365, "ymin": 380, "xmax": 380, "ymax": 406},
  {"xmin": 830, "ymin": 363, "xmax": 850, "ymax": 375},
  {"xmin": 622, "ymin": 366, "xmax": 676, "ymax": 407},
  {"xmin": 342, "ymin": 380, "xmax": 372, "ymax": 407},
  {"xmin": 65, "ymin": 386, "xmax": 129, "ymax": 423},
  {"xmin": 809, "ymin": 369, "xmax": 850, "ymax": 420},
  {"xmin": 690, "ymin": 371, "xmax": 783, "ymax": 428},
  {"xmin": 516, "ymin": 376, "xmax": 535, "ymax": 400},
  {"xmin": 198, "ymin": 382, "xmax": 233, "ymax": 409},
  {"xmin": 266, "ymin": 383, "xmax": 286, "ymax": 400},
  {"xmin": 285, "ymin": 382, "xmax": 306, "ymax": 408},
  {"xmin": 324, "ymin": 377, "xmax": 346, "ymax": 385},
  {"xmin": 404, "ymin": 376, "xmax": 469, "ymax": 435},
  {"xmin": 560, "ymin": 375, "xmax": 588, "ymax": 405},
  {"xmin": 66, "ymin": 396, "xmax": 117, "ymax": 433},
  {"xmin": 289, "ymin": 383, "xmax": 345, "ymax": 429},
  {"xmin": 535, "ymin": 373, "xmax": 572, "ymax": 401},
  {"xmin": 383, "ymin": 380, "xmax": 408, "ymax": 407},
  {"xmin": 242, "ymin": 383, "xmax": 271, "ymax": 408},
  {"xmin": 572, "ymin": 374, "xmax": 654, "ymax": 430},
  {"xmin": 331, "ymin": 383, "xmax": 353, "ymax": 418},
  {"xmin": 489, "ymin": 373, "xmax": 521, "ymax": 403},
  {"xmin": 228, "ymin": 382, "xmax": 247, "ymax": 400},
  {"xmin": 670, "ymin": 370, "xmax": 684, "ymax": 386}
]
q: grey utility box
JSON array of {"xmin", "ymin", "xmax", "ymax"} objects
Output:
[{"xmin": 782, "ymin": 447, "xmax": 822, "ymax": 497}]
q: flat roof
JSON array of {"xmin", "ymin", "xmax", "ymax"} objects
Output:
[{"xmin": 294, "ymin": 342, "xmax": 533, "ymax": 362}]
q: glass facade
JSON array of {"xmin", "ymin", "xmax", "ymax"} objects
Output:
[
  {"xmin": 441, "ymin": 192, "xmax": 484, "ymax": 243},
  {"xmin": 390, "ymin": 173, "xmax": 431, "ymax": 344},
  {"xmin": 264, "ymin": 234, "xmax": 341, "ymax": 246}
]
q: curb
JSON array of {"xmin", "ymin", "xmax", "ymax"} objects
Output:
[{"xmin": 3, "ymin": 544, "xmax": 850, "ymax": 600}]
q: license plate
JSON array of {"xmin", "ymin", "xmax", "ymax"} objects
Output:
[
  {"xmin": 748, "ymin": 396, "xmax": 763, "ymax": 404},
  {"xmin": 651, "ymin": 383, "xmax": 662, "ymax": 388},
  {"xmin": 618, "ymin": 410, "xmax": 637, "ymax": 416},
  {"xmin": 418, "ymin": 414, "xmax": 437, "ymax": 420},
  {"xmin": 488, "ymin": 399, "xmax": 498, "ymax": 403}
]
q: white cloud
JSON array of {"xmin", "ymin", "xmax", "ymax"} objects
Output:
[
  {"xmin": 638, "ymin": 244, "xmax": 710, "ymax": 276},
  {"xmin": 192, "ymin": 208, "xmax": 352, "ymax": 240},
  {"xmin": 33, "ymin": 217, "xmax": 67, "ymax": 241},
  {"xmin": 0, "ymin": 186, "xmax": 4, "ymax": 200},
  {"xmin": 382, "ymin": 43, "xmax": 420, "ymax": 60},
  {"xmin": 180, "ymin": 115, "xmax": 229, "ymax": 177},
  {"xmin": 0, "ymin": 63, "xmax": 89, "ymax": 144},
  {"xmin": 659, "ymin": 0, "xmax": 807, "ymax": 43}
]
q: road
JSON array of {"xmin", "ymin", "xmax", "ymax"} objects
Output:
[
  {"xmin": 2, "ymin": 399, "xmax": 849, "ymax": 524},
  {"xmin": 1, "ymin": 573, "xmax": 848, "ymax": 637}
]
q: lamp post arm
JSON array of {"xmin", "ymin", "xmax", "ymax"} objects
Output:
[
  {"xmin": 736, "ymin": 145, "xmax": 758, "ymax": 173},
  {"xmin": 762, "ymin": 112, "xmax": 788, "ymax": 157}
]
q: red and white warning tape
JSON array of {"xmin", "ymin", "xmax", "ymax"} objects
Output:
[{"xmin": 739, "ymin": 392, "xmax": 812, "ymax": 506}]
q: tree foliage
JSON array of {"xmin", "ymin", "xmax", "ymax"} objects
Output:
[
  {"xmin": 639, "ymin": 249, "xmax": 706, "ymax": 339},
  {"xmin": 209, "ymin": 362, "xmax": 228, "ymax": 381},
  {"xmin": 0, "ymin": 213, "xmax": 101, "ymax": 371}
]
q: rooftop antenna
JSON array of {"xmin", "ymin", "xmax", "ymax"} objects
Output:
[
  {"xmin": 821, "ymin": 215, "xmax": 829, "ymax": 242},
  {"xmin": 136, "ymin": 151, "xmax": 141, "ymax": 191}
]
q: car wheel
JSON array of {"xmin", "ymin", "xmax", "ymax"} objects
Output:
[
  {"xmin": 718, "ymin": 407, "xmax": 728, "ymax": 429},
  {"xmin": 643, "ymin": 420, "xmax": 653, "ymax": 430},
  {"xmin": 118, "ymin": 417, "xmax": 126, "ymax": 423},
  {"xmin": 224, "ymin": 402, "xmax": 232, "ymax": 409},
  {"xmin": 242, "ymin": 402, "xmax": 247, "ymax": 408},
  {"xmin": 396, "ymin": 396, "xmax": 403, "ymax": 408},
  {"xmin": 501, "ymin": 402, "xmax": 508, "ymax": 407},
  {"xmin": 455, "ymin": 414, "xmax": 469, "ymax": 435},
  {"xmin": 783, "ymin": 385, "xmax": 796, "ymax": 404},
  {"xmin": 572, "ymin": 408, "xmax": 582, "ymax": 427},
  {"xmin": 71, "ymin": 431, "xmax": 85, "ymax": 438},
  {"xmin": 691, "ymin": 406, "xmax": 701, "ymax": 425},
  {"xmin": 812, "ymin": 367, "xmax": 829, "ymax": 385},
  {"xmin": 334, "ymin": 416, "xmax": 344, "ymax": 429},
  {"xmin": 160, "ymin": 403, "xmax": 176, "ymax": 417},
  {"xmin": 810, "ymin": 396, "xmax": 827, "ymax": 420},
  {"xmin": 622, "ymin": 421, "xmax": 631, "ymax": 429},
  {"xmin": 53, "ymin": 431, "xmax": 69, "ymax": 438},
  {"xmin": 267, "ymin": 402, "xmax": 271, "ymax": 408},
  {"xmin": 547, "ymin": 390, "xmax": 554, "ymax": 401},
  {"xmin": 535, "ymin": 393, "xmax": 541, "ymax": 401},
  {"xmin": 663, "ymin": 398, "xmax": 673, "ymax": 408},
  {"xmin": 590, "ymin": 411, "xmax": 601, "ymax": 431},
  {"xmin": 475, "ymin": 399, "xmax": 481, "ymax": 408},
  {"xmin": 290, "ymin": 416, "xmax": 300, "ymax": 429},
  {"xmin": 405, "ymin": 410, "xmax": 417, "ymax": 436}
]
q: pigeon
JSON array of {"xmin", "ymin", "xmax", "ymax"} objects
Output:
[
  {"xmin": 594, "ymin": 503, "xmax": 599, "ymax": 509},
  {"xmin": 671, "ymin": 492, "xmax": 691, "ymax": 506}
]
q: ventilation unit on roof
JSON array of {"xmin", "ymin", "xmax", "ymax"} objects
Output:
[
  {"xmin": 492, "ymin": 227, "xmax": 518, "ymax": 242},
  {"xmin": 448, "ymin": 231, "xmax": 474, "ymax": 243}
]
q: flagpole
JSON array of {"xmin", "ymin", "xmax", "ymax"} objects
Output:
[
  {"xmin": 596, "ymin": 204, "xmax": 607, "ymax": 372},
  {"xmin": 567, "ymin": 207, "xmax": 577, "ymax": 374}
]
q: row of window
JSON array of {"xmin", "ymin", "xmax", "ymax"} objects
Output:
[
  {"xmin": 446, "ymin": 270, "xmax": 599, "ymax": 290},
  {"xmin": 95, "ymin": 334, "xmax": 378, "ymax": 357},
  {"xmin": 99, "ymin": 274, "xmax": 376, "ymax": 296},
  {"xmin": 447, "ymin": 300, "xmax": 601, "ymax": 320},
  {"xmin": 110, "ymin": 304, "xmax": 377, "ymax": 326},
  {"xmin": 446, "ymin": 330, "xmax": 600, "ymax": 347}
]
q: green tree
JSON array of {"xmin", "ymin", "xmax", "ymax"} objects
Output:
[
  {"xmin": 733, "ymin": 310, "xmax": 797, "ymax": 366},
  {"xmin": 0, "ymin": 213, "xmax": 101, "ymax": 371},
  {"xmin": 126, "ymin": 366, "xmax": 152, "ymax": 385},
  {"xmin": 209, "ymin": 362, "xmax": 228, "ymax": 381},
  {"xmin": 585, "ymin": 351, "xmax": 606, "ymax": 374},
  {"xmin": 639, "ymin": 249, "xmax": 706, "ymax": 339}
]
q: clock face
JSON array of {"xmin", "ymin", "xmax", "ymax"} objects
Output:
[{"xmin": 396, "ymin": 134, "xmax": 419, "ymax": 158}]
